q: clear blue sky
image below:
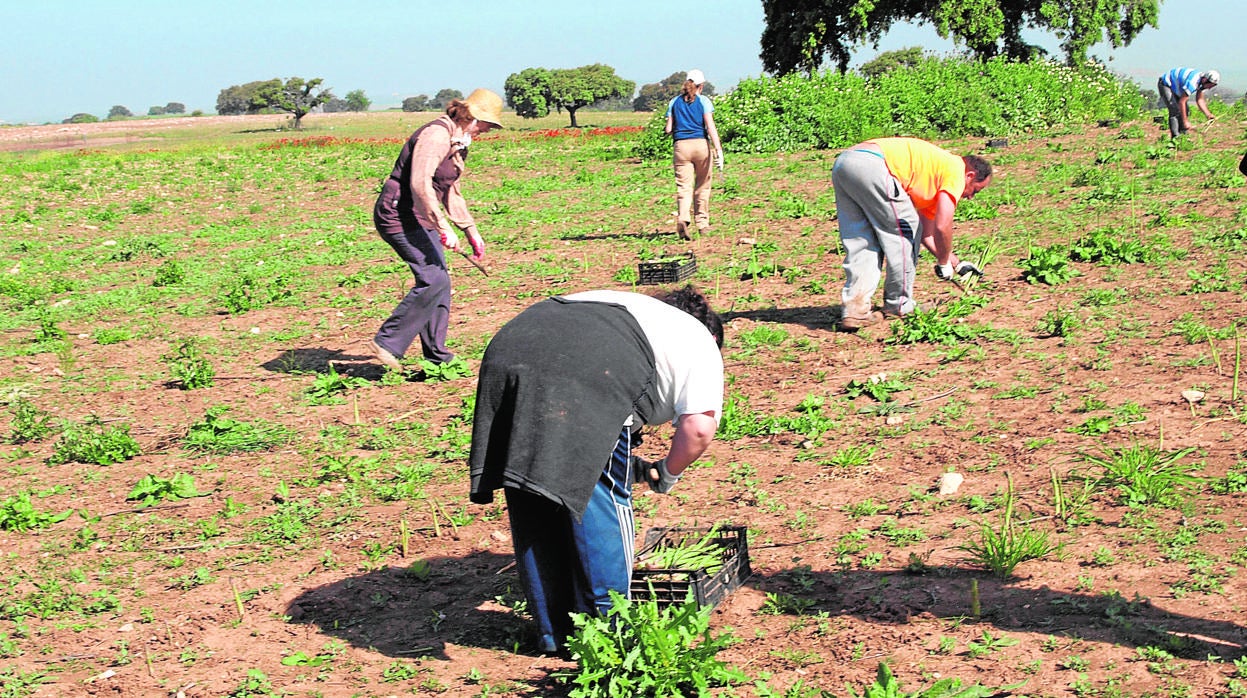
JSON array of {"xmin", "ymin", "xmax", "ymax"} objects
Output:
[{"xmin": 1, "ymin": 0, "xmax": 1242, "ymax": 125}]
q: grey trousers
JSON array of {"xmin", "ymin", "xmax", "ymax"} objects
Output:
[
  {"xmin": 374, "ymin": 227, "xmax": 454, "ymax": 364},
  {"xmin": 1157, "ymin": 78, "xmax": 1186, "ymax": 138},
  {"xmin": 832, "ymin": 148, "xmax": 920, "ymax": 321}
]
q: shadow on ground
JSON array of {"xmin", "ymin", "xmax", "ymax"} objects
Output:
[{"xmin": 287, "ymin": 550, "xmax": 1247, "ymax": 666}]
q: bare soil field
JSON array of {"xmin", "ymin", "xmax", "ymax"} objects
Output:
[{"xmin": 1, "ymin": 111, "xmax": 1246, "ymax": 697}]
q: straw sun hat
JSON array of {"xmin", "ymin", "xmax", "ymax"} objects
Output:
[{"xmin": 464, "ymin": 89, "xmax": 504, "ymax": 128}]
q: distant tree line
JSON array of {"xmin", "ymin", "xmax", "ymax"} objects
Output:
[
  {"xmin": 401, "ymin": 89, "xmax": 464, "ymax": 113},
  {"xmin": 214, "ymin": 77, "xmax": 368, "ymax": 128}
]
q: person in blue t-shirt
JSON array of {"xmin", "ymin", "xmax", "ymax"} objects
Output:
[
  {"xmin": 664, "ymin": 69, "xmax": 724, "ymax": 240},
  {"xmin": 1157, "ymin": 68, "xmax": 1219, "ymax": 138}
]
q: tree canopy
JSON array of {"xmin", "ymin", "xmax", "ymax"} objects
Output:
[
  {"xmin": 505, "ymin": 64, "xmax": 635, "ymax": 127},
  {"xmin": 252, "ymin": 77, "xmax": 334, "ymax": 129},
  {"xmin": 633, "ymin": 72, "xmax": 717, "ymax": 112},
  {"xmin": 759, "ymin": 0, "xmax": 1161, "ymax": 75},
  {"xmin": 216, "ymin": 80, "xmax": 280, "ymax": 116}
]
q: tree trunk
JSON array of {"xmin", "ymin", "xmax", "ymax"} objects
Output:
[{"xmin": 567, "ymin": 107, "xmax": 579, "ymax": 128}]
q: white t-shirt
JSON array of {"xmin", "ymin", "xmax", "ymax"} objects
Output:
[{"xmin": 563, "ymin": 290, "xmax": 723, "ymax": 426}]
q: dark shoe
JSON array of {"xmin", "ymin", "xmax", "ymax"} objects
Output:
[
  {"xmin": 676, "ymin": 220, "xmax": 691, "ymax": 240},
  {"xmin": 838, "ymin": 311, "xmax": 884, "ymax": 332},
  {"xmin": 698, "ymin": 226, "xmax": 710, "ymax": 237},
  {"xmin": 369, "ymin": 339, "xmax": 403, "ymax": 371}
]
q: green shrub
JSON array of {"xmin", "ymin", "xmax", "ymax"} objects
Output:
[
  {"xmin": 644, "ymin": 56, "xmax": 1146, "ymax": 157},
  {"xmin": 5, "ymin": 398, "xmax": 53, "ymax": 444},
  {"xmin": 163, "ymin": 339, "xmax": 215, "ymax": 390},
  {"xmin": 559, "ymin": 591, "xmax": 745, "ymax": 697},
  {"xmin": 47, "ymin": 417, "xmax": 141, "ymax": 465},
  {"xmin": 1017, "ymin": 244, "xmax": 1077, "ymax": 285},
  {"xmin": 184, "ymin": 407, "xmax": 295, "ymax": 454}
]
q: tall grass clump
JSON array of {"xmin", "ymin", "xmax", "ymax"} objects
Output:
[{"xmin": 659, "ymin": 56, "xmax": 1146, "ymax": 156}]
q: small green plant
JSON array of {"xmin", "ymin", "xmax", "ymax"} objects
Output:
[
  {"xmin": 152, "ymin": 258, "xmax": 185, "ymax": 287},
  {"xmin": 1080, "ymin": 442, "xmax": 1200, "ymax": 507},
  {"xmin": 227, "ymin": 668, "xmax": 274, "ymax": 697},
  {"xmin": 844, "ymin": 373, "xmax": 909, "ymax": 402},
  {"xmin": 0, "ymin": 493, "xmax": 73, "ymax": 532},
  {"xmin": 558, "ymin": 591, "xmax": 746, "ymax": 697},
  {"xmin": 5, "ymin": 398, "xmax": 53, "ymax": 444},
  {"xmin": 419, "ymin": 356, "xmax": 473, "ymax": 382},
  {"xmin": 163, "ymin": 338, "xmax": 215, "ymax": 390},
  {"xmin": 967, "ymin": 630, "xmax": 1020, "ymax": 657},
  {"xmin": 184, "ymin": 406, "xmax": 295, "ymax": 454},
  {"xmin": 172, "ymin": 566, "xmax": 215, "ymax": 590},
  {"xmin": 47, "ymin": 416, "xmax": 141, "ymax": 465},
  {"xmin": 1035, "ymin": 307, "xmax": 1082, "ymax": 338},
  {"xmin": 844, "ymin": 498, "xmax": 887, "ymax": 518},
  {"xmin": 1018, "ymin": 244, "xmax": 1077, "ymax": 285},
  {"xmin": 127, "ymin": 473, "xmax": 206, "ymax": 508},
  {"xmin": 959, "ymin": 472, "xmax": 1059, "ymax": 578},
  {"xmin": 845, "ymin": 661, "xmax": 1023, "ymax": 698},
  {"xmin": 303, "ymin": 364, "xmax": 369, "ymax": 405}
]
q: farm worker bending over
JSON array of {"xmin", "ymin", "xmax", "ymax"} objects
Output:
[
  {"xmin": 832, "ymin": 137, "xmax": 992, "ymax": 331},
  {"xmin": 368, "ymin": 89, "xmax": 504, "ymax": 372},
  {"xmin": 468, "ymin": 286, "xmax": 724, "ymax": 654},
  {"xmin": 1157, "ymin": 68, "xmax": 1219, "ymax": 138},
  {"xmin": 664, "ymin": 69, "xmax": 724, "ymax": 240}
]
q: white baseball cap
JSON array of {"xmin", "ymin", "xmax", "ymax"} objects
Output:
[
  {"xmin": 1201, "ymin": 70, "xmax": 1220, "ymax": 85},
  {"xmin": 686, "ymin": 69, "xmax": 706, "ymax": 86}
]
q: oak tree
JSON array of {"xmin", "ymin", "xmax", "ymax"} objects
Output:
[
  {"xmin": 760, "ymin": 0, "xmax": 1160, "ymax": 75},
  {"xmin": 505, "ymin": 64, "xmax": 635, "ymax": 127}
]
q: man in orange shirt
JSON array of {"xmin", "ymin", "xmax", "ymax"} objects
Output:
[{"xmin": 832, "ymin": 137, "xmax": 992, "ymax": 331}]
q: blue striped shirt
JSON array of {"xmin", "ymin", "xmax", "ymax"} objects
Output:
[{"xmin": 1161, "ymin": 68, "xmax": 1202, "ymax": 97}]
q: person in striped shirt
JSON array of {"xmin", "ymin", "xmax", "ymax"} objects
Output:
[{"xmin": 1157, "ymin": 68, "xmax": 1219, "ymax": 138}]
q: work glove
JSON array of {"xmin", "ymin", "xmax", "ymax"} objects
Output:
[
  {"xmin": 439, "ymin": 227, "xmax": 459, "ymax": 251},
  {"xmin": 955, "ymin": 261, "xmax": 984, "ymax": 279},
  {"xmin": 631, "ymin": 457, "xmax": 681, "ymax": 494},
  {"xmin": 466, "ymin": 229, "xmax": 485, "ymax": 259},
  {"xmin": 716, "ymin": 151, "xmax": 724, "ymax": 172},
  {"xmin": 934, "ymin": 263, "xmax": 956, "ymax": 281}
]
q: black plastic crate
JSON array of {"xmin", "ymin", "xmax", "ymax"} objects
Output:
[
  {"xmin": 638, "ymin": 252, "xmax": 697, "ymax": 285},
  {"xmin": 630, "ymin": 524, "xmax": 750, "ymax": 609}
]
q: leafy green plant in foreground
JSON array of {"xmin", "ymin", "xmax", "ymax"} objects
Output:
[
  {"xmin": 127, "ymin": 473, "xmax": 207, "ymax": 508},
  {"xmin": 0, "ymin": 493, "xmax": 73, "ymax": 532},
  {"xmin": 1017, "ymin": 244, "xmax": 1077, "ymax": 285},
  {"xmin": 419, "ymin": 356, "xmax": 473, "ymax": 382},
  {"xmin": 47, "ymin": 417, "xmax": 141, "ymax": 465},
  {"xmin": 303, "ymin": 364, "xmax": 369, "ymax": 405},
  {"xmin": 560, "ymin": 591, "xmax": 745, "ymax": 697},
  {"xmin": 959, "ymin": 473, "xmax": 1058, "ymax": 578},
  {"xmin": 846, "ymin": 661, "xmax": 1024, "ymax": 698}
]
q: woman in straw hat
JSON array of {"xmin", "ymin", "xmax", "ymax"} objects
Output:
[{"xmin": 369, "ymin": 89, "xmax": 504, "ymax": 372}]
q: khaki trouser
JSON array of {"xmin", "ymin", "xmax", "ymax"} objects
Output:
[{"xmin": 673, "ymin": 138, "xmax": 712, "ymax": 230}]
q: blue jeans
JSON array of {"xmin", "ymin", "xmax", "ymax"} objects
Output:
[
  {"xmin": 374, "ymin": 227, "xmax": 453, "ymax": 363},
  {"xmin": 504, "ymin": 428, "xmax": 636, "ymax": 653}
]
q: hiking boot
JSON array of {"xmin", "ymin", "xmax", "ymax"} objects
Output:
[
  {"xmin": 676, "ymin": 220, "xmax": 692, "ymax": 240},
  {"xmin": 837, "ymin": 311, "xmax": 885, "ymax": 332},
  {"xmin": 369, "ymin": 338, "xmax": 403, "ymax": 372}
]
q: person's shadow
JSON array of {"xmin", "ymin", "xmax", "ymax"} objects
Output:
[
  {"xmin": 285, "ymin": 548, "xmax": 1247, "ymax": 670},
  {"xmin": 260, "ymin": 348, "xmax": 387, "ymax": 380},
  {"xmin": 722, "ymin": 305, "xmax": 842, "ymax": 331}
]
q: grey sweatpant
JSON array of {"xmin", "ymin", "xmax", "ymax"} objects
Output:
[
  {"xmin": 832, "ymin": 147, "xmax": 921, "ymax": 321},
  {"xmin": 1157, "ymin": 78, "xmax": 1186, "ymax": 138}
]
